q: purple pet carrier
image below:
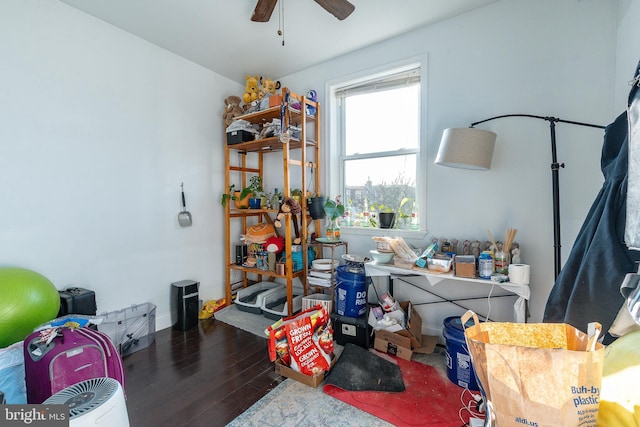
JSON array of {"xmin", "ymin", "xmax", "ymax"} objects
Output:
[{"xmin": 24, "ymin": 326, "xmax": 125, "ymax": 404}]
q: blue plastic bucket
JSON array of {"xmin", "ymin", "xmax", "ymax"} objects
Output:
[
  {"xmin": 443, "ymin": 316, "xmax": 479, "ymax": 391},
  {"xmin": 335, "ymin": 265, "xmax": 367, "ymax": 317},
  {"xmin": 290, "ymin": 248, "xmax": 316, "ymax": 272}
]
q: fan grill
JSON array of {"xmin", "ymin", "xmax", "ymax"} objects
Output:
[{"xmin": 44, "ymin": 377, "xmax": 119, "ymax": 418}]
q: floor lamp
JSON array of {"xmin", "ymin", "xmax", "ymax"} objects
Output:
[{"xmin": 435, "ymin": 114, "xmax": 606, "ymax": 280}]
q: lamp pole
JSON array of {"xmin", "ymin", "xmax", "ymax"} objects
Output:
[{"xmin": 470, "ymin": 114, "xmax": 605, "ymax": 280}]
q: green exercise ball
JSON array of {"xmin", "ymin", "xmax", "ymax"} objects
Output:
[{"xmin": 0, "ymin": 267, "xmax": 59, "ymax": 348}]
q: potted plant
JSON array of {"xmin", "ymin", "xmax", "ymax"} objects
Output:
[
  {"xmin": 290, "ymin": 188, "xmax": 304, "ymax": 204},
  {"xmin": 221, "ymin": 184, "xmax": 252, "ymax": 209},
  {"xmin": 396, "ymin": 197, "xmax": 414, "ymax": 229},
  {"xmin": 323, "ymin": 197, "xmax": 345, "ymax": 241},
  {"xmin": 247, "ymin": 176, "xmax": 264, "ymax": 209},
  {"xmin": 307, "ymin": 193, "xmax": 327, "ymax": 220},
  {"xmin": 376, "ymin": 204, "xmax": 396, "ymax": 229}
]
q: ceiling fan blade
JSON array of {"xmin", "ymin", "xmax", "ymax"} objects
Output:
[
  {"xmin": 314, "ymin": 0, "xmax": 355, "ymax": 20},
  {"xmin": 251, "ymin": 0, "xmax": 278, "ymax": 22}
]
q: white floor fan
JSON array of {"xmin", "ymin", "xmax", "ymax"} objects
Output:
[{"xmin": 43, "ymin": 377, "xmax": 129, "ymax": 426}]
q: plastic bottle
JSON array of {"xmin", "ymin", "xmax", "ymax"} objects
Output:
[
  {"xmin": 270, "ymin": 188, "xmax": 280, "ymax": 209},
  {"xmin": 478, "ymin": 251, "xmax": 494, "ymax": 279},
  {"xmin": 344, "ymin": 199, "xmax": 353, "ymax": 227},
  {"xmin": 409, "ymin": 202, "xmax": 420, "ymax": 230},
  {"xmin": 362, "ymin": 199, "xmax": 370, "ymax": 227}
]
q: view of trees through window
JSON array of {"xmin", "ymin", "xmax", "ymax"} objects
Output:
[{"xmin": 339, "ymin": 81, "xmax": 420, "ymax": 228}]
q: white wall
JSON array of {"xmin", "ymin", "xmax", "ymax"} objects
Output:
[
  {"xmin": 279, "ymin": 0, "xmax": 626, "ymax": 330},
  {"xmin": 3, "ymin": 0, "xmax": 638, "ymax": 336},
  {"xmin": 614, "ymin": 0, "xmax": 640, "ymax": 107},
  {"xmin": 0, "ymin": 1, "xmax": 242, "ymax": 330}
]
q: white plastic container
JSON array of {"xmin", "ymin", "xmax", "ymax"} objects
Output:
[
  {"xmin": 261, "ymin": 286, "xmax": 304, "ymax": 320},
  {"xmin": 302, "ymin": 293, "xmax": 333, "ymax": 314},
  {"xmin": 235, "ymin": 281, "xmax": 285, "ymax": 314}
]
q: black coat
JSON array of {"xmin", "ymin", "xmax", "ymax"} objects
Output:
[{"xmin": 543, "ymin": 108, "xmax": 640, "ymax": 342}]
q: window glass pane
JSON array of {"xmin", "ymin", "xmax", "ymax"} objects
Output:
[
  {"xmin": 344, "ymin": 155, "xmax": 416, "ymax": 216},
  {"xmin": 344, "ymin": 85, "xmax": 419, "ymax": 155}
]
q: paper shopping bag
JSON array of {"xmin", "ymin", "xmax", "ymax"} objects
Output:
[
  {"xmin": 267, "ymin": 305, "xmax": 333, "ymax": 376},
  {"xmin": 461, "ymin": 311, "xmax": 604, "ymax": 427}
]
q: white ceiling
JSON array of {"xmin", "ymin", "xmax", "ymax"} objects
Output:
[{"xmin": 60, "ymin": 0, "xmax": 498, "ymax": 84}]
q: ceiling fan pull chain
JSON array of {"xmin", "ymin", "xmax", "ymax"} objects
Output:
[{"xmin": 278, "ymin": 0, "xmax": 285, "ymax": 46}]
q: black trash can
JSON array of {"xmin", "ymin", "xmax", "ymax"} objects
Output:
[{"xmin": 170, "ymin": 280, "xmax": 199, "ymax": 330}]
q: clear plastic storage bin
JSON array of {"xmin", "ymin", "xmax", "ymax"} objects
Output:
[{"xmin": 98, "ymin": 302, "xmax": 156, "ymax": 356}]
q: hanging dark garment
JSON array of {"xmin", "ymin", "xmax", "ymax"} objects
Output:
[
  {"xmin": 543, "ymin": 109, "xmax": 640, "ymax": 343},
  {"xmin": 625, "ymin": 60, "xmax": 640, "ymax": 248}
]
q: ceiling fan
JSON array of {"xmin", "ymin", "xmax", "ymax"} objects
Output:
[{"xmin": 251, "ymin": 0, "xmax": 355, "ymax": 22}]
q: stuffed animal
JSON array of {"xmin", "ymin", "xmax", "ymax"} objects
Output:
[
  {"xmin": 265, "ymin": 236, "xmax": 285, "ymax": 253},
  {"xmin": 243, "ymin": 75, "xmax": 260, "ymax": 104},
  {"xmin": 259, "ymin": 77, "xmax": 281, "ymax": 99},
  {"xmin": 274, "ymin": 197, "xmax": 302, "ymax": 244},
  {"xmin": 291, "ymin": 89, "xmax": 317, "ymax": 115},
  {"xmin": 223, "ymin": 95, "xmax": 244, "ymax": 129},
  {"xmin": 305, "ymin": 89, "xmax": 317, "ymax": 115}
]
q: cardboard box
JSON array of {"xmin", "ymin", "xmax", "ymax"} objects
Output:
[
  {"xmin": 368, "ymin": 301, "xmax": 422, "ymax": 348},
  {"xmin": 269, "ymin": 95, "xmax": 283, "ymax": 107},
  {"xmin": 274, "ymin": 359, "xmax": 329, "ymax": 387},
  {"xmin": 371, "ymin": 300, "xmax": 438, "ymax": 360},
  {"xmin": 374, "ymin": 331, "xmax": 438, "ymax": 361},
  {"xmin": 374, "ymin": 329, "xmax": 415, "ymax": 360},
  {"xmin": 274, "ymin": 355, "xmax": 336, "ymax": 388},
  {"xmin": 454, "ymin": 255, "xmax": 477, "ymax": 278},
  {"xmin": 397, "ymin": 301, "xmax": 423, "ymax": 348}
]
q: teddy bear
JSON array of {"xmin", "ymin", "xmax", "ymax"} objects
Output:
[
  {"xmin": 273, "ymin": 196, "xmax": 302, "ymax": 244},
  {"xmin": 243, "ymin": 75, "xmax": 260, "ymax": 104},
  {"xmin": 223, "ymin": 95, "xmax": 244, "ymax": 129},
  {"xmin": 258, "ymin": 77, "xmax": 281, "ymax": 100}
]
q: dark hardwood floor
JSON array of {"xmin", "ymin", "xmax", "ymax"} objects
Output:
[{"xmin": 122, "ymin": 317, "xmax": 284, "ymax": 427}]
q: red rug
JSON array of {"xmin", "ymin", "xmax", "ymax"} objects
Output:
[{"xmin": 323, "ymin": 355, "xmax": 476, "ymax": 427}]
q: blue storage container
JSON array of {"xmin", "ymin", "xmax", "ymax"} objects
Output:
[
  {"xmin": 335, "ymin": 265, "xmax": 368, "ymax": 317},
  {"xmin": 291, "ymin": 247, "xmax": 315, "ymax": 271},
  {"xmin": 443, "ymin": 316, "xmax": 480, "ymax": 391}
]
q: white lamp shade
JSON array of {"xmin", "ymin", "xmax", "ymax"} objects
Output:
[{"xmin": 435, "ymin": 127, "xmax": 497, "ymax": 170}]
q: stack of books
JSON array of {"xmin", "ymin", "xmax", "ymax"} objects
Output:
[{"xmin": 307, "ymin": 268, "xmax": 335, "ymax": 288}]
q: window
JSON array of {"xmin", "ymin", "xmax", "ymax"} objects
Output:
[{"xmin": 332, "ymin": 62, "xmax": 424, "ymax": 231}]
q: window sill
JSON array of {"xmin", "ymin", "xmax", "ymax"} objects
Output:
[{"xmin": 340, "ymin": 226, "xmax": 429, "ymax": 241}]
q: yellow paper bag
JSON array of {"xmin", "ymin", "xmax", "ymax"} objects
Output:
[{"xmin": 461, "ymin": 311, "xmax": 604, "ymax": 427}]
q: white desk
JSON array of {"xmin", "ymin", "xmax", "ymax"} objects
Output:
[{"xmin": 365, "ymin": 262, "xmax": 530, "ymax": 322}]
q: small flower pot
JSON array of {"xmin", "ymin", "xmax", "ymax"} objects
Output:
[
  {"xmin": 378, "ymin": 212, "xmax": 396, "ymax": 229},
  {"xmin": 308, "ymin": 196, "xmax": 327, "ymax": 220},
  {"xmin": 234, "ymin": 192, "xmax": 250, "ymax": 209},
  {"xmin": 248, "ymin": 197, "xmax": 262, "ymax": 209}
]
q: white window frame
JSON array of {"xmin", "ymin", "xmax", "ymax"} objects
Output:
[{"xmin": 324, "ymin": 54, "xmax": 429, "ymax": 237}]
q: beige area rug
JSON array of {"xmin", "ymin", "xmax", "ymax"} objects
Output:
[
  {"xmin": 227, "ymin": 346, "xmax": 451, "ymax": 427},
  {"xmin": 219, "ymin": 303, "xmax": 454, "ymax": 426}
]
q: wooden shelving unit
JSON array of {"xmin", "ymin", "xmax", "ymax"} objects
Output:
[{"xmin": 223, "ymin": 88, "xmax": 321, "ymax": 316}]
